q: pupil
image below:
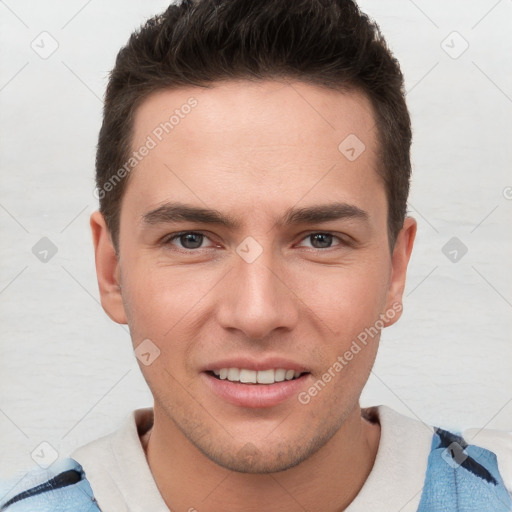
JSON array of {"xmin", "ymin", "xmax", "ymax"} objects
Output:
[
  {"xmin": 311, "ymin": 233, "xmax": 332, "ymax": 248},
  {"xmin": 181, "ymin": 233, "xmax": 203, "ymax": 249}
]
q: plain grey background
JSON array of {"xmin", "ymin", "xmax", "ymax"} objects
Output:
[{"xmin": 1, "ymin": 0, "xmax": 511, "ymax": 478}]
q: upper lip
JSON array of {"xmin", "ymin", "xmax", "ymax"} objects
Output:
[{"xmin": 202, "ymin": 357, "xmax": 309, "ymax": 373}]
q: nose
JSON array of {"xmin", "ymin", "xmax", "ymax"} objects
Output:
[{"xmin": 216, "ymin": 246, "xmax": 299, "ymax": 341}]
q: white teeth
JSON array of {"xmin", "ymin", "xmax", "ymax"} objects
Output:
[
  {"xmin": 227, "ymin": 368, "xmax": 240, "ymax": 381},
  {"xmin": 256, "ymin": 369, "xmax": 275, "ymax": 384},
  {"xmin": 239, "ymin": 369, "xmax": 257, "ymax": 383},
  {"xmin": 212, "ymin": 368, "xmax": 304, "ymax": 384},
  {"xmin": 274, "ymin": 369, "xmax": 286, "ymax": 382}
]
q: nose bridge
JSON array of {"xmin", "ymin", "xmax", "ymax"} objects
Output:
[{"xmin": 217, "ymin": 239, "xmax": 298, "ymax": 339}]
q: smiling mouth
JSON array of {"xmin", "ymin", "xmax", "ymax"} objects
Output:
[{"xmin": 207, "ymin": 368, "xmax": 308, "ymax": 384}]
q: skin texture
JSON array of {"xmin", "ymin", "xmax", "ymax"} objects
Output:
[{"xmin": 91, "ymin": 80, "xmax": 416, "ymax": 511}]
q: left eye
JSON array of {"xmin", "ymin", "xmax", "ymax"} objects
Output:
[{"xmin": 298, "ymin": 233, "xmax": 342, "ymax": 249}]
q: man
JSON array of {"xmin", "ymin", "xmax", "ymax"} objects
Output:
[{"xmin": 1, "ymin": 0, "xmax": 510, "ymax": 510}]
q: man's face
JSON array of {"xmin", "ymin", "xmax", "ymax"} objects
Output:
[{"xmin": 93, "ymin": 80, "xmax": 414, "ymax": 472}]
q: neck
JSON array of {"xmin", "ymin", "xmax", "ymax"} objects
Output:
[{"xmin": 143, "ymin": 403, "xmax": 380, "ymax": 512}]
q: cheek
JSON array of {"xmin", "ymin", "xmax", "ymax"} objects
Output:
[
  {"xmin": 121, "ymin": 258, "xmax": 217, "ymax": 337},
  {"xmin": 300, "ymin": 261, "xmax": 390, "ymax": 336},
  {"xmin": 121, "ymin": 266, "xmax": 200, "ymax": 384}
]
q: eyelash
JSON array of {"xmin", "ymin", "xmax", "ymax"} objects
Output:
[{"xmin": 160, "ymin": 231, "xmax": 351, "ymax": 252}]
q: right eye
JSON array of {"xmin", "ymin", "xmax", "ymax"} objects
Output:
[{"xmin": 162, "ymin": 231, "xmax": 218, "ymax": 251}]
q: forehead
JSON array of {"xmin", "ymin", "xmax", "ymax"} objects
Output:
[
  {"xmin": 133, "ymin": 80, "xmax": 377, "ymax": 153},
  {"xmin": 124, "ymin": 80, "xmax": 383, "ymax": 224}
]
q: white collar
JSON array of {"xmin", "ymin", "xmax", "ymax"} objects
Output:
[{"xmin": 72, "ymin": 405, "xmax": 434, "ymax": 512}]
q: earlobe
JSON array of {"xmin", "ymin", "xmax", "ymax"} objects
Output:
[
  {"xmin": 383, "ymin": 216, "xmax": 417, "ymax": 327},
  {"xmin": 90, "ymin": 210, "xmax": 128, "ymax": 324}
]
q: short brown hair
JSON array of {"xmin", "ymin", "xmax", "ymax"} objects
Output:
[{"xmin": 96, "ymin": 0, "xmax": 412, "ymax": 252}]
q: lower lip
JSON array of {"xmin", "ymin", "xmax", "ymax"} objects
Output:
[{"xmin": 202, "ymin": 372, "xmax": 310, "ymax": 408}]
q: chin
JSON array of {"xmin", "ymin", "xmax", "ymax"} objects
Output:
[
  {"xmin": 186, "ymin": 420, "xmax": 341, "ymax": 475},
  {"xmin": 199, "ymin": 441, "xmax": 313, "ymax": 474}
]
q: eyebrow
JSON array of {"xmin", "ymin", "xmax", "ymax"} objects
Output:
[{"xmin": 141, "ymin": 201, "xmax": 369, "ymax": 229}]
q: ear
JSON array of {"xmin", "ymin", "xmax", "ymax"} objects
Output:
[
  {"xmin": 90, "ymin": 210, "xmax": 127, "ymax": 324},
  {"xmin": 383, "ymin": 216, "xmax": 417, "ymax": 327}
]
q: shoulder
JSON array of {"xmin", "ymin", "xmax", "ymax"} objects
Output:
[
  {"xmin": 0, "ymin": 458, "xmax": 101, "ymax": 511},
  {"xmin": 369, "ymin": 405, "xmax": 512, "ymax": 511},
  {"xmin": 462, "ymin": 426, "xmax": 512, "ymax": 491},
  {"xmin": 417, "ymin": 425, "xmax": 512, "ymax": 512}
]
